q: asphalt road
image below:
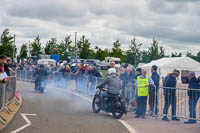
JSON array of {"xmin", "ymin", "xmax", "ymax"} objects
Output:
[{"xmin": 2, "ymin": 81, "xmax": 129, "ymax": 133}]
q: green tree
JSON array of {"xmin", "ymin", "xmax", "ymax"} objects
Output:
[
  {"xmin": 19, "ymin": 44, "xmax": 28, "ymax": 58},
  {"xmin": 30, "ymin": 35, "xmax": 43, "ymax": 57},
  {"xmin": 196, "ymin": 51, "xmax": 200, "ymax": 62},
  {"xmin": 140, "ymin": 50, "xmax": 150, "ymax": 63},
  {"xmin": 111, "ymin": 40, "xmax": 123, "ymax": 58},
  {"xmin": 0, "ymin": 28, "xmax": 15, "ymax": 57},
  {"xmin": 187, "ymin": 51, "xmax": 200, "ymax": 62},
  {"xmin": 44, "ymin": 38, "xmax": 58, "ymax": 55},
  {"xmin": 77, "ymin": 35, "xmax": 92, "ymax": 59},
  {"xmin": 171, "ymin": 52, "xmax": 182, "ymax": 57},
  {"xmin": 95, "ymin": 47, "xmax": 109, "ymax": 61},
  {"xmin": 57, "ymin": 36, "xmax": 72, "ymax": 60},
  {"xmin": 123, "ymin": 38, "xmax": 142, "ymax": 65},
  {"xmin": 148, "ymin": 39, "xmax": 165, "ymax": 61}
]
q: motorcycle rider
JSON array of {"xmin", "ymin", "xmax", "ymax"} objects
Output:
[
  {"xmin": 34, "ymin": 65, "xmax": 48, "ymax": 93},
  {"xmin": 96, "ymin": 68, "xmax": 121, "ymax": 106}
]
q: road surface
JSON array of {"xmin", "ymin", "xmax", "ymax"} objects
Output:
[{"xmin": 2, "ymin": 81, "xmax": 129, "ymax": 133}]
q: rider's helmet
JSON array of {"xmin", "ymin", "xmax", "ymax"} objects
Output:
[{"xmin": 108, "ymin": 68, "xmax": 116, "ymax": 75}]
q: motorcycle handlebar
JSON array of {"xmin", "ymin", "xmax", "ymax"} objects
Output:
[{"xmin": 96, "ymin": 86, "xmax": 107, "ymax": 91}]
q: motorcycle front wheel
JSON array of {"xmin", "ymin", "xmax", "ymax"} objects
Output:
[
  {"xmin": 112, "ymin": 111, "xmax": 123, "ymax": 119},
  {"xmin": 92, "ymin": 95, "xmax": 101, "ymax": 113}
]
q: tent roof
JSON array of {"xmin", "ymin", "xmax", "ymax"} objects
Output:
[{"xmin": 140, "ymin": 57, "xmax": 200, "ymax": 71}]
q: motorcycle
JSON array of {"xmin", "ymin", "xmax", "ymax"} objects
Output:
[
  {"xmin": 92, "ymin": 87, "xmax": 129, "ymax": 119},
  {"xmin": 35, "ymin": 78, "xmax": 46, "ymax": 93}
]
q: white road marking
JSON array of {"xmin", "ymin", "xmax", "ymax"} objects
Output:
[
  {"xmin": 55, "ymin": 88, "xmax": 137, "ymax": 133},
  {"xmin": 11, "ymin": 113, "xmax": 37, "ymax": 133}
]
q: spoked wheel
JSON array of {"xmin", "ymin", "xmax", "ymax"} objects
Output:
[
  {"xmin": 112, "ymin": 111, "xmax": 123, "ymax": 119},
  {"xmin": 92, "ymin": 95, "xmax": 101, "ymax": 113}
]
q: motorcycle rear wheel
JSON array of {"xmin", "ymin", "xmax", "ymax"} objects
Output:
[{"xmin": 92, "ymin": 95, "xmax": 101, "ymax": 113}]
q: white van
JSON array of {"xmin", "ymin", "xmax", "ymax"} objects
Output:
[{"xmin": 37, "ymin": 59, "xmax": 56, "ymax": 66}]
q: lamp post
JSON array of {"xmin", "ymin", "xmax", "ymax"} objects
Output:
[
  {"xmin": 13, "ymin": 34, "xmax": 16, "ymax": 65},
  {"xmin": 75, "ymin": 32, "xmax": 77, "ymax": 59}
]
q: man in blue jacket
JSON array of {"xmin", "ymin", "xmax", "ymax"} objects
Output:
[
  {"xmin": 149, "ymin": 65, "xmax": 160, "ymax": 115},
  {"xmin": 162, "ymin": 69, "xmax": 180, "ymax": 121},
  {"xmin": 184, "ymin": 72, "xmax": 200, "ymax": 124}
]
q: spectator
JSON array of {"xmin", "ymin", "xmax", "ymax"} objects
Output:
[
  {"xmin": 135, "ymin": 68, "xmax": 142, "ymax": 79},
  {"xmin": 135, "ymin": 68, "xmax": 142, "ymax": 114},
  {"xmin": 125, "ymin": 67, "xmax": 135, "ymax": 102},
  {"xmin": 149, "ymin": 65, "xmax": 160, "ymax": 115},
  {"xmin": 135, "ymin": 69, "xmax": 154, "ymax": 118},
  {"xmin": 59, "ymin": 66, "xmax": 67, "ymax": 73},
  {"xmin": 184, "ymin": 72, "xmax": 200, "ymax": 124},
  {"xmin": 120, "ymin": 68, "xmax": 126, "ymax": 97},
  {"xmin": 0, "ymin": 55, "xmax": 9, "ymax": 83},
  {"xmin": 162, "ymin": 69, "xmax": 180, "ymax": 121},
  {"xmin": 197, "ymin": 76, "xmax": 200, "ymax": 85},
  {"xmin": 110, "ymin": 61, "xmax": 120, "ymax": 75},
  {"xmin": 87, "ymin": 66, "xmax": 94, "ymax": 94},
  {"xmin": 110, "ymin": 61, "xmax": 115, "ymax": 68},
  {"xmin": 0, "ymin": 55, "xmax": 6, "ymax": 73},
  {"xmin": 92, "ymin": 67, "xmax": 101, "ymax": 78},
  {"xmin": 4, "ymin": 59, "xmax": 16, "ymax": 76},
  {"xmin": 66, "ymin": 65, "xmax": 71, "ymax": 73}
]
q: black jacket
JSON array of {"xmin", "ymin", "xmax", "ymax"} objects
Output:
[
  {"xmin": 34, "ymin": 68, "xmax": 48, "ymax": 80},
  {"xmin": 151, "ymin": 72, "xmax": 160, "ymax": 90},
  {"xmin": 188, "ymin": 77, "xmax": 200, "ymax": 97},
  {"xmin": 163, "ymin": 74, "xmax": 177, "ymax": 95}
]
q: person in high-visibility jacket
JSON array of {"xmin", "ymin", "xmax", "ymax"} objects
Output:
[{"xmin": 135, "ymin": 69, "xmax": 154, "ymax": 118}]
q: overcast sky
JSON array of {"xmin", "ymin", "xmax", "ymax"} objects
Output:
[{"xmin": 0, "ymin": 0, "xmax": 200, "ymax": 55}]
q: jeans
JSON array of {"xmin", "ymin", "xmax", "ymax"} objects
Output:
[
  {"xmin": 121, "ymin": 82, "xmax": 126, "ymax": 97},
  {"xmin": 189, "ymin": 96, "xmax": 199, "ymax": 120},
  {"xmin": 149, "ymin": 87, "xmax": 159, "ymax": 114},
  {"xmin": 126, "ymin": 83, "xmax": 135, "ymax": 99},
  {"xmin": 163, "ymin": 93, "xmax": 176, "ymax": 117},
  {"xmin": 101, "ymin": 91, "xmax": 109, "ymax": 97},
  {"xmin": 136, "ymin": 96, "xmax": 147, "ymax": 116}
]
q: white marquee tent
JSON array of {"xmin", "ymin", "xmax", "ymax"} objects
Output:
[{"xmin": 140, "ymin": 57, "xmax": 200, "ymax": 83}]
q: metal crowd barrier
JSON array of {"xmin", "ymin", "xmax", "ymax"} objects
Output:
[
  {"xmin": 0, "ymin": 76, "xmax": 18, "ymax": 124},
  {"xmin": 156, "ymin": 86, "xmax": 200, "ymax": 121},
  {"xmin": 0, "ymin": 77, "xmax": 17, "ymax": 111},
  {"xmin": 16, "ymin": 70, "xmax": 200, "ymax": 121},
  {"xmin": 0, "ymin": 84, "xmax": 6, "ymax": 112}
]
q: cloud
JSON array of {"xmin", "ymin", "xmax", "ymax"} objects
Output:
[{"xmin": 0, "ymin": 0, "xmax": 199, "ymax": 55}]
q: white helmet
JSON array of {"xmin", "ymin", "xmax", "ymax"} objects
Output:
[{"xmin": 108, "ymin": 68, "xmax": 116, "ymax": 74}]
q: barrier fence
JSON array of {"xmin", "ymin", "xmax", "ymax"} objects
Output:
[
  {"xmin": 16, "ymin": 70, "xmax": 200, "ymax": 121},
  {"xmin": 0, "ymin": 76, "xmax": 17, "ymax": 124}
]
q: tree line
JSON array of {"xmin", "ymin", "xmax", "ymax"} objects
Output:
[{"xmin": 1, "ymin": 28, "xmax": 200, "ymax": 65}]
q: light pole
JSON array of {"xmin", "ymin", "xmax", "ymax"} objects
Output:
[
  {"xmin": 135, "ymin": 53, "xmax": 136, "ymax": 67},
  {"xmin": 28, "ymin": 40, "xmax": 31, "ymax": 57},
  {"xmin": 75, "ymin": 32, "xmax": 77, "ymax": 59},
  {"xmin": 13, "ymin": 34, "xmax": 16, "ymax": 65}
]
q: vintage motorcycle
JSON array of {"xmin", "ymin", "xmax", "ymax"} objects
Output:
[{"xmin": 92, "ymin": 87, "xmax": 129, "ymax": 119}]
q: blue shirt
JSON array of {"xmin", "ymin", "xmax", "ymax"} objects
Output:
[{"xmin": 135, "ymin": 75, "xmax": 154, "ymax": 86}]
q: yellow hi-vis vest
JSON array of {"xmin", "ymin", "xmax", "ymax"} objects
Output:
[{"xmin": 137, "ymin": 76, "xmax": 149, "ymax": 96}]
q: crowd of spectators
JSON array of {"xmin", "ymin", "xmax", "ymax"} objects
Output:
[{"xmin": 0, "ymin": 55, "xmax": 200, "ymax": 123}]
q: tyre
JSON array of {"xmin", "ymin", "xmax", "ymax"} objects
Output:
[
  {"xmin": 112, "ymin": 111, "xmax": 123, "ymax": 119},
  {"xmin": 92, "ymin": 95, "xmax": 101, "ymax": 113}
]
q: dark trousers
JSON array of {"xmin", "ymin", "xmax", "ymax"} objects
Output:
[
  {"xmin": 136, "ymin": 96, "xmax": 147, "ymax": 116},
  {"xmin": 87, "ymin": 79, "xmax": 96, "ymax": 93},
  {"xmin": 163, "ymin": 93, "xmax": 176, "ymax": 117},
  {"xmin": 121, "ymin": 82, "xmax": 126, "ymax": 97},
  {"xmin": 189, "ymin": 96, "xmax": 199, "ymax": 120},
  {"xmin": 35, "ymin": 78, "xmax": 44, "ymax": 92},
  {"xmin": 149, "ymin": 87, "xmax": 159, "ymax": 114}
]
